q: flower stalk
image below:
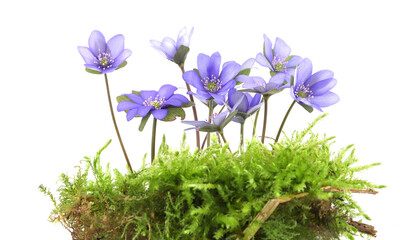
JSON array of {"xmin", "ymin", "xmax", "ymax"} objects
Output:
[
  {"xmin": 240, "ymin": 123, "xmax": 245, "ymax": 153},
  {"xmin": 261, "ymin": 96, "xmax": 270, "ymax": 144},
  {"xmin": 180, "ymin": 65, "xmax": 201, "ymax": 151},
  {"xmin": 151, "ymin": 117, "xmax": 157, "ymax": 163},
  {"xmin": 207, "ymin": 99, "xmax": 214, "ymax": 148},
  {"xmin": 104, "ymin": 74, "xmax": 133, "ymax": 173},
  {"xmin": 275, "ymin": 100, "xmax": 296, "ymax": 142}
]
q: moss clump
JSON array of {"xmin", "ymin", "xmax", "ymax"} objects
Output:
[{"xmin": 40, "ymin": 117, "xmax": 383, "ymax": 239}]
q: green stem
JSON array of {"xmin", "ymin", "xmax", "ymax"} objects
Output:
[
  {"xmin": 104, "ymin": 74, "xmax": 133, "ymax": 173},
  {"xmin": 275, "ymin": 100, "xmax": 296, "ymax": 142},
  {"xmin": 151, "ymin": 117, "xmax": 157, "ymax": 163},
  {"xmin": 252, "ymin": 109, "xmax": 260, "ymax": 137},
  {"xmin": 219, "ymin": 131, "xmax": 232, "ymax": 152},
  {"xmin": 261, "ymin": 96, "xmax": 269, "ymax": 144},
  {"xmin": 207, "ymin": 100, "xmax": 214, "ymax": 148},
  {"xmin": 240, "ymin": 122, "xmax": 245, "ymax": 153},
  {"xmin": 180, "ymin": 65, "xmax": 201, "ymax": 151}
]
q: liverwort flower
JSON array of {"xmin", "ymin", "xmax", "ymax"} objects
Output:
[
  {"xmin": 255, "ymin": 34, "xmax": 302, "ymax": 82},
  {"xmin": 182, "ymin": 110, "xmax": 237, "ymax": 133},
  {"xmin": 117, "ymin": 84, "xmax": 190, "ymax": 121},
  {"xmin": 183, "ymin": 52, "xmax": 241, "ymax": 105},
  {"xmin": 236, "ymin": 74, "xmax": 286, "ymax": 97},
  {"xmin": 150, "ymin": 27, "xmax": 194, "ymax": 65},
  {"xmin": 78, "ymin": 30, "xmax": 132, "ymax": 74},
  {"xmin": 290, "ymin": 58, "xmax": 339, "ymax": 112},
  {"xmin": 227, "ymin": 88, "xmax": 262, "ymax": 123}
]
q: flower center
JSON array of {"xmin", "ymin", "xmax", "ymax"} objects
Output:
[
  {"xmin": 295, "ymin": 84, "xmax": 314, "ymax": 101},
  {"xmin": 95, "ymin": 49, "xmax": 114, "ymax": 69},
  {"xmin": 202, "ymin": 75, "xmax": 222, "ymax": 92},
  {"xmin": 143, "ymin": 95, "xmax": 166, "ymax": 109},
  {"xmin": 271, "ymin": 56, "xmax": 288, "ymax": 72}
]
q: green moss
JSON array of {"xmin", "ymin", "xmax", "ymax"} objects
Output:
[{"xmin": 40, "ymin": 116, "xmax": 384, "ymax": 240}]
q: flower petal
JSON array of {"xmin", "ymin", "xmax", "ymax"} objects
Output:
[
  {"xmin": 273, "ymin": 37, "xmax": 291, "ymax": 60},
  {"xmin": 287, "ymin": 55, "xmax": 303, "ymax": 68},
  {"xmin": 78, "ymin": 46, "xmax": 96, "ymax": 65},
  {"xmin": 84, "ymin": 64, "xmax": 101, "ymax": 72},
  {"xmin": 310, "ymin": 78, "xmax": 337, "ymax": 96},
  {"xmin": 241, "ymin": 58, "xmax": 256, "ymax": 69},
  {"xmin": 182, "ymin": 121, "xmax": 209, "ymax": 128},
  {"xmin": 113, "ymin": 49, "xmax": 132, "ymax": 68},
  {"xmin": 126, "ymin": 108, "xmax": 138, "ymax": 121},
  {"xmin": 88, "ymin": 30, "xmax": 106, "ymax": 56},
  {"xmin": 164, "ymin": 94, "xmax": 189, "ymax": 107},
  {"xmin": 117, "ymin": 101, "xmax": 139, "ymax": 111},
  {"xmin": 140, "ymin": 90, "xmax": 158, "ymax": 101},
  {"xmin": 158, "ymin": 84, "xmax": 177, "ymax": 99},
  {"xmin": 250, "ymin": 93, "xmax": 262, "ymax": 108},
  {"xmin": 151, "ymin": 109, "xmax": 168, "ymax": 120},
  {"xmin": 219, "ymin": 62, "xmax": 241, "ymax": 84},
  {"xmin": 183, "ymin": 70, "xmax": 205, "ymax": 90},
  {"xmin": 263, "ymin": 34, "xmax": 273, "ymax": 62},
  {"xmin": 305, "ymin": 70, "xmax": 334, "ymax": 87},
  {"xmin": 161, "ymin": 37, "xmax": 176, "ymax": 60},
  {"xmin": 255, "ymin": 53, "xmax": 273, "ymax": 70},
  {"xmin": 211, "ymin": 93, "xmax": 226, "ymax": 105},
  {"xmin": 310, "ymin": 92, "xmax": 340, "ymax": 107},
  {"xmin": 197, "ymin": 53, "xmax": 210, "ymax": 79},
  {"xmin": 207, "ymin": 52, "xmax": 221, "ymax": 78},
  {"xmin": 295, "ymin": 58, "xmax": 313, "ymax": 86},
  {"xmin": 107, "ymin": 34, "xmax": 124, "ymax": 58},
  {"xmin": 196, "ymin": 89, "xmax": 212, "ymax": 99},
  {"xmin": 217, "ymin": 80, "xmax": 236, "ymax": 94},
  {"xmin": 269, "ymin": 73, "xmax": 285, "ymax": 86},
  {"xmin": 138, "ymin": 106, "xmax": 153, "ymax": 117},
  {"xmin": 213, "ymin": 111, "xmax": 228, "ymax": 126}
]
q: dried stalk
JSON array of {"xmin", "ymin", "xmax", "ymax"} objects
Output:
[{"xmin": 237, "ymin": 186, "xmax": 378, "ymax": 240}]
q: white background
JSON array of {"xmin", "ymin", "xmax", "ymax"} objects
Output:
[{"xmin": 1, "ymin": 0, "xmax": 417, "ymax": 239}]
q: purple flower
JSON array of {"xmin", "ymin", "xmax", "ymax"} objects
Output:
[
  {"xmin": 117, "ymin": 84, "xmax": 189, "ymax": 121},
  {"xmin": 78, "ymin": 30, "xmax": 132, "ymax": 74},
  {"xmin": 182, "ymin": 110, "xmax": 237, "ymax": 132},
  {"xmin": 255, "ymin": 34, "xmax": 302, "ymax": 81},
  {"xmin": 150, "ymin": 27, "xmax": 194, "ymax": 61},
  {"xmin": 236, "ymin": 74, "xmax": 286, "ymax": 96},
  {"xmin": 183, "ymin": 52, "xmax": 241, "ymax": 105},
  {"xmin": 290, "ymin": 58, "xmax": 339, "ymax": 112},
  {"xmin": 227, "ymin": 88, "xmax": 262, "ymax": 123}
]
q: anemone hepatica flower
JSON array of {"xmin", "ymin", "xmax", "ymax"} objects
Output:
[
  {"xmin": 78, "ymin": 30, "xmax": 132, "ymax": 74},
  {"xmin": 227, "ymin": 88, "xmax": 262, "ymax": 123},
  {"xmin": 183, "ymin": 52, "xmax": 241, "ymax": 105},
  {"xmin": 236, "ymin": 74, "xmax": 286, "ymax": 97},
  {"xmin": 256, "ymin": 34, "xmax": 302, "ymax": 81},
  {"xmin": 182, "ymin": 110, "xmax": 236, "ymax": 132},
  {"xmin": 291, "ymin": 58, "xmax": 339, "ymax": 112},
  {"xmin": 150, "ymin": 27, "xmax": 194, "ymax": 62},
  {"xmin": 117, "ymin": 84, "xmax": 189, "ymax": 121}
]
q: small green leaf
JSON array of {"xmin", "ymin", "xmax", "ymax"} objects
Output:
[
  {"xmin": 290, "ymin": 75, "xmax": 295, "ymax": 87},
  {"xmin": 264, "ymin": 88, "xmax": 283, "ymax": 96},
  {"xmin": 181, "ymin": 101, "xmax": 195, "ymax": 108},
  {"xmin": 220, "ymin": 110, "xmax": 237, "ymax": 129},
  {"xmin": 85, "ymin": 68, "xmax": 101, "ymax": 74},
  {"xmin": 174, "ymin": 45, "xmax": 190, "ymax": 65},
  {"xmin": 116, "ymin": 61, "xmax": 128, "ymax": 70},
  {"xmin": 139, "ymin": 113, "xmax": 151, "ymax": 132},
  {"xmin": 237, "ymin": 68, "xmax": 251, "ymax": 77},
  {"xmin": 198, "ymin": 124, "xmax": 220, "ymax": 132},
  {"xmin": 132, "ymin": 90, "xmax": 141, "ymax": 96},
  {"xmin": 270, "ymin": 71, "xmax": 277, "ymax": 77},
  {"xmin": 116, "ymin": 94, "xmax": 131, "ymax": 104},
  {"xmin": 298, "ymin": 102, "xmax": 314, "ymax": 113},
  {"xmin": 161, "ymin": 107, "xmax": 186, "ymax": 122}
]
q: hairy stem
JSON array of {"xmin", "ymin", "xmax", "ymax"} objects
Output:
[
  {"xmin": 219, "ymin": 131, "xmax": 231, "ymax": 152},
  {"xmin": 151, "ymin": 117, "xmax": 157, "ymax": 163},
  {"xmin": 252, "ymin": 109, "xmax": 260, "ymax": 137},
  {"xmin": 180, "ymin": 65, "xmax": 201, "ymax": 151},
  {"xmin": 275, "ymin": 100, "xmax": 296, "ymax": 142},
  {"xmin": 240, "ymin": 122, "xmax": 245, "ymax": 153},
  {"xmin": 104, "ymin": 74, "xmax": 133, "ymax": 173},
  {"xmin": 207, "ymin": 99, "xmax": 214, "ymax": 148},
  {"xmin": 261, "ymin": 96, "xmax": 269, "ymax": 144}
]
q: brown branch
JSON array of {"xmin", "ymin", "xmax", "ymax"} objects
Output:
[
  {"xmin": 237, "ymin": 186, "xmax": 378, "ymax": 240},
  {"xmin": 348, "ymin": 219, "xmax": 377, "ymax": 237}
]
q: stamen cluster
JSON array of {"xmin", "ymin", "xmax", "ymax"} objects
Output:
[
  {"xmin": 295, "ymin": 84, "xmax": 314, "ymax": 101},
  {"xmin": 143, "ymin": 95, "xmax": 166, "ymax": 109},
  {"xmin": 95, "ymin": 49, "xmax": 114, "ymax": 70},
  {"xmin": 271, "ymin": 56, "xmax": 288, "ymax": 72},
  {"xmin": 202, "ymin": 75, "xmax": 222, "ymax": 92}
]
